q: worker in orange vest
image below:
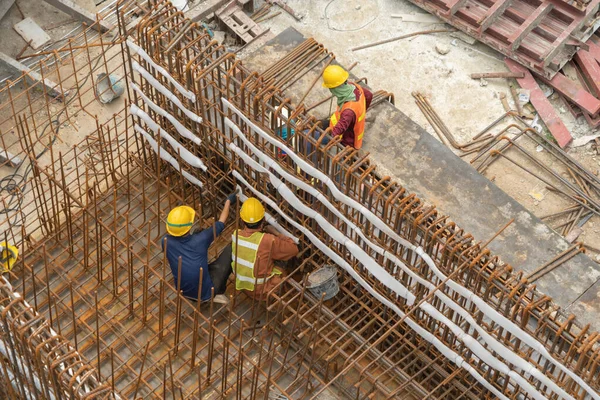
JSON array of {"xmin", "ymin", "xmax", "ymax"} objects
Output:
[{"xmin": 320, "ymin": 65, "xmax": 372, "ymax": 149}]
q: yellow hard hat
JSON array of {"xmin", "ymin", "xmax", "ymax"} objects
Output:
[
  {"xmin": 0, "ymin": 242, "xmax": 18, "ymax": 273},
  {"xmin": 166, "ymin": 206, "xmax": 195, "ymax": 236},
  {"xmin": 322, "ymin": 65, "xmax": 349, "ymax": 88},
  {"xmin": 240, "ymin": 198, "xmax": 265, "ymax": 224}
]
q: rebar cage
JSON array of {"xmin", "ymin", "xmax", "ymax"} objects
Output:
[{"xmin": 0, "ymin": 0, "xmax": 597, "ymax": 399}]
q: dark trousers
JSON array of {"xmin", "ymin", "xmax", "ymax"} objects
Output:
[
  {"xmin": 208, "ymin": 244, "xmax": 232, "ymax": 295},
  {"xmin": 320, "ymin": 118, "xmax": 331, "ymax": 131},
  {"xmin": 308, "ymin": 122, "xmax": 332, "ymax": 164}
]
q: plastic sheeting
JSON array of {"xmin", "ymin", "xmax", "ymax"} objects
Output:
[
  {"xmin": 132, "ymin": 61, "xmax": 202, "ymax": 123},
  {"xmin": 130, "ymin": 104, "xmax": 207, "ymax": 171},
  {"xmin": 134, "ymin": 124, "xmax": 203, "ymax": 188},
  {"xmin": 132, "ymin": 83, "xmax": 201, "ymax": 146},
  {"xmin": 126, "ymin": 39, "xmax": 196, "ymax": 102}
]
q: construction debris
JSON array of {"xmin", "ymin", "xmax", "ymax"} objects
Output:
[
  {"xmin": 505, "ymin": 58, "xmax": 573, "ymax": 148},
  {"xmin": 352, "ymin": 28, "xmax": 455, "ymax": 51},
  {"xmin": 217, "ymin": 3, "xmax": 265, "ymax": 44},
  {"xmin": 470, "ymin": 71, "xmax": 525, "ymax": 79},
  {"xmin": 13, "ymin": 17, "xmax": 51, "ymax": 50},
  {"xmin": 391, "ymin": 13, "xmax": 442, "ymax": 23}
]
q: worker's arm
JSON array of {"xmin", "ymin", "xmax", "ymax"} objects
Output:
[
  {"xmin": 269, "ymin": 233, "xmax": 299, "ymax": 261},
  {"xmin": 218, "ymin": 191, "xmax": 238, "ymax": 224},
  {"xmin": 362, "ymin": 86, "xmax": 373, "ymax": 109},
  {"xmin": 264, "ymin": 225, "xmax": 284, "ymax": 236},
  {"xmin": 331, "ymin": 109, "xmax": 356, "ymax": 137}
]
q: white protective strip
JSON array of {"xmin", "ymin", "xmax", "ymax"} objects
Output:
[
  {"xmin": 132, "ymin": 83, "xmax": 201, "ymax": 146},
  {"xmin": 226, "ymin": 118, "xmax": 572, "ymax": 398},
  {"xmin": 223, "ymin": 98, "xmax": 596, "ymax": 400},
  {"xmin": 132, "ymin": 60, "xmax": 202, "ymax": 123},
  {"xmin": 130, "ymin": 104, "xmax": 207, "ymax": 171},
  {"xmin": 231, "ymin": 235, "xmax": 260, "ymax": 250},
  {"xmin": 236, "ymin": 185, "xmax": 300, "ymax": 244},
  {"xmin": 134, "ymin": 124, "xmax": 203, "ymax": 188},
  {"xmin": 233, "ymin": 170, "xmax": 510, "ymax": 400},
  {"xmin": 229, "ymin": 141, "xmax": 555, "ymax": 400},
  {"xmin": 236, "ymin": 274, "xmax": 267, "ymax": 284},
  {"xmin": 232, "ymin": 257, "xmax": 255, "ymax": 269},
  {"xmin": 127, "ymin": 39, "xmax": 196, "ymax": 102}
]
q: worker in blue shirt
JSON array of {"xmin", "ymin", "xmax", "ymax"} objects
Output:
[{"xmin": 162, "ymin": 193, "xmax": 237, "ymax": 304}]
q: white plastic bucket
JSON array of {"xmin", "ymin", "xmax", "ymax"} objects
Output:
[{"xmin": 307, "ymin": 266, "xmax": 339, "ymax": 301}]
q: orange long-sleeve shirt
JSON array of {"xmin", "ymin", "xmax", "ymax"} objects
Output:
[{"xmin": 233, "ymin": 227, "xmax": 299, "ymax": 300}]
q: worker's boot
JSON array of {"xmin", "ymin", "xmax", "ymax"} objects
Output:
[{"xmin": 213, "ymin": 294, "xmax": 229, "ymax": 304}]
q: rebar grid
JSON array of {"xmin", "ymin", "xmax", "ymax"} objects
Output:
[
  {"xmin": 123, "ymin": 2, "xmax": 600, "ymax": 398},
  {"xmin": 0, "ymin": 0, "xmax": 598, "ymax": 399}
]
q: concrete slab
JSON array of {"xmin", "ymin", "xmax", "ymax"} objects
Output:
[
  {"xmin": 243, "ymin": 27, "xmax": 600, "ymax": 331},
  {"xmin": 13, "ymin": 17, "xmax": 51, "ymax": 50},
  {"xmin": 42, "ymin": 0, "xmax": 111, "ymax": 32},
  {"xmin": 0, "ymin": 52, "xmax": 64, "ymax": 99},
  {"xmin": 0, "ymin": 0, "xmax": 16, "ymax": 22}
]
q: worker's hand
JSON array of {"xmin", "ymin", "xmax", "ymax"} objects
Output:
[
  {"xmin": 264, "ymin": 225, "xmax": 279, "ymax": 235},
  {"xmin": 226, "ymin": 190, "xmax": 238, "ymax": 206}
]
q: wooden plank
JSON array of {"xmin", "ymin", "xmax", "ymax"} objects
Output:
[
  {"xmin": 42, "ymin": 0, "xmax": 112, "ymax": 32},
  {"xmin": 508, "ymin": 3, "xmax": 553, "ymax": 52},
  {"xmin": 13, "ymin": 18, "xmax": 52, "ymax": 50},
  {"xmin": 505, "ymin": 58, "xmax": 573, "ymax": 148},
  {"xmin": 478, "ymin": 0, "xmax": 513, "ymax": 33},
  {"xmin": 470, "ymin": 71, "xmax": 525, "ymax": 79}
]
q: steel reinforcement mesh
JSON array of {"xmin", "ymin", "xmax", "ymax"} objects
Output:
[{"xmin": 0, "ymin": 0, "xmax": 598, "ymax": 399}]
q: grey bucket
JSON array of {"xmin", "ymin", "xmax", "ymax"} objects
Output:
[
  {"xmin": 307, "ymin": 266, "xmax": 339, "ymax": 301},
  {"xmin": 96, "ymin": 73, "xmax": 124, "ymax": 103}
]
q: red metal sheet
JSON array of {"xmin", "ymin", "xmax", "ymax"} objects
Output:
[
  {"xmin": 408, "ymin": 0, "xmax": 600, "ymax": 78},
  {"xmin": 574, "ymin": 50, "xmax": 600, "ymax": 97},
  {"xmin": 505, "ymin": 58, "xmax": 573, "ymax": 148},
  {"xmin": 538, "ymin": 69, "xmax": 600, "ymax": 116}
]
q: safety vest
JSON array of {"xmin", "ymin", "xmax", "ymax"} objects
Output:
[
  {"xmin": 231, "ymin": 230, "xmax": 282, "ymax": 291},
  {"xmin": 329, "ymin": 83, "xmax": 367, "ymax": 149}
]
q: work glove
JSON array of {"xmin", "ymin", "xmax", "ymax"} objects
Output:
[{"xmin": 227, "ymin": 191, "xmax": 238, "ymax": 206}]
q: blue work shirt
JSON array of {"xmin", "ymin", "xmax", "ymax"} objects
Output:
[{"xmin": 162, "ymin": 221, "xmax": 225, "ymax": 301}]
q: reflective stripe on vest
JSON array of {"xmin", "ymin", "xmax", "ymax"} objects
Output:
[
  {"xmin": 231, "ymin": 231, "xmax": 281, "ymax": 291},
  {"xmin": 329, "ymin": 83, "xmax": 367, "ymax": 149}
]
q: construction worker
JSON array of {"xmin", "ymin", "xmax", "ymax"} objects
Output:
[
  {"xmin": 232, "ymin": 198, "xmax": 299, "ymax": 300},
  {"xmin": 163, "ymin": 194, "xmax": 237, "ymax": 304},
  {"xmin": 320, "ymin": 65, "xmax": 372, "ymax": 149}
]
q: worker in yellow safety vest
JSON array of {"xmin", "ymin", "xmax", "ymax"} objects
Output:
[
  {"xmin": 320, "ymin": 65, "xmax": 373, "ymax": 149},
  {"xmin": 232, "ymin": 198, "xmax": 299, "ymax": 300}
]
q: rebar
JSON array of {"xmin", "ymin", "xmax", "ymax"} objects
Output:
[{"xmin": 0, "ymin": 2, "xmax": 597, "ymax": 400}]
